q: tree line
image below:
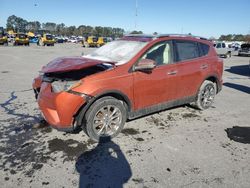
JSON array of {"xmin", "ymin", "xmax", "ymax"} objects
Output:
[
  {"xmin": 6, "ymin": 15, "xmax": 125, "ymax": 38},
  {"xmin": 5, "ymin": 15, "xmax": 250, "ymax": 41},
  {"xmin": 218, "ymin": 34, "xmax": 250, "ymax": 42}
]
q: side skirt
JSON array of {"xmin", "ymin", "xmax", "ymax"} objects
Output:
[{"xmin": 128, "ymin": 96, "xmax": 196, "ymax": 120}]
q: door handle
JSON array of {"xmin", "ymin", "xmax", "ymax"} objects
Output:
[
  {"xmin": 167, "ymin": 70, "xmax": 177, "ymax": 75},
  {"xmin": 200, "ymin": 64, "xmax": 208, "ymax": 69}
]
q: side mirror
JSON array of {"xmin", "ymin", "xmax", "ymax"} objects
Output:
[{"xmin": 134, "ymin": 59, "xmax": 156, "ymax": 72}]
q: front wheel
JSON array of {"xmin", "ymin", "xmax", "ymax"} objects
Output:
[
  {"xmin": 193, "ymin": 80, "xmax": 217, "ymax": 110},
  {"xmin": 83, "ymin": 96, "xmax": 127, "ymax": 141},
  {"xmin": 227, "ymin": 52, "xmax": 231, "ymax": 58}
]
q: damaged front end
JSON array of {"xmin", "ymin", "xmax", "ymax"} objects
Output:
[{"xmin": 32, "ymin": 56, "xmax": 113, "ymax": 131}]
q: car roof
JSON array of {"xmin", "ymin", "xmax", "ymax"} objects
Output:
[{"xmin": 121, "ymin": 34, "xmax": 208, "ymax": 42}]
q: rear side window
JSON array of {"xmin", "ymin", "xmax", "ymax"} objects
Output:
[
  {"xmin": 199, "ymin": 43, "xmax": 210, "ymax": 56},
  {"xmin": 175, "ymin": 40, "xmax": 199, "ymax": 61}
]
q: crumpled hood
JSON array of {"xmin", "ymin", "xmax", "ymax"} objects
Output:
[{"xmin": 41, "ymin": 56, "xmax": 107, "ymax": 73}]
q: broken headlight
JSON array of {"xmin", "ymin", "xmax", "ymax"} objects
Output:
[{"xmin": 51, "ymin": 80, "xmax": 82, "ymax": 93}]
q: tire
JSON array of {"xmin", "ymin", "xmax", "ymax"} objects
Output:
[
  {"xmin": 83, "ymin": 96, "xmax": 127, "ymax": 141},
  {"xmin": 193, "ymin": 80, "xmax": 217, "ymax": 110}
]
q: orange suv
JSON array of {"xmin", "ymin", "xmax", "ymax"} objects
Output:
[{"xmin": 33, "ymin": 34, "xmax": 223, "ymax": 141}]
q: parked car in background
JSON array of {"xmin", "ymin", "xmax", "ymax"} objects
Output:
[
  {"xmin": 214, "ymin": 42, "xmax": 234, "ymax": 58},
  {"xmin": 32, "ymin": 34, "xmax": 223, "ymax": 141},
  {"xmin": 29, "ymin": 36, "xmax": 39, "ymax": 43},
  {"xmin": 14, "ymin": 33, "xmax": 29, "ymax": 46},
  {"xmin": 97, "ymin": 37, "xmax": 107, "ymax": 47},
  {"xmin": 40, "ymin": 34, "xmax": 55, "ymax": 46},
  {"xmin": 0, "ymin": 33, "xmax": 8, "ymax": 45},
  {"xmin": 238, "ymin": 43, "xmax": 250, "ymax": 56},
  {"xmin": 83, "ymin": 36, "xmax": 98, "ymax": 47},
  {"xmin": 55, "ymin": 37, "xmax": 64, "ymax": 43},
  {"xmin": 68, "ymin": 37, "xmax": 78, "ymax": 43}
]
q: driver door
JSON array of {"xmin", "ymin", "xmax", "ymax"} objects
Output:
[{"xmin": 133, "ymin": 40, "xmax": 178, "ymax": 110}]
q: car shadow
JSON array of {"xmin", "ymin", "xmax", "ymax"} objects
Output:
[
  {"xmin": 76, "ymin": 137, "xmax": 132, "ymax": 188},
  {"xmin": 225, "ymin": 126, "xmax": 250, "ymax": 144},
  {"xmin": 223, "ymin": 82, "xmax": 250, "ymax": 94},
  {"xmin": 225, "ymin": 64, "xmax": 250, "ymax": 77}
]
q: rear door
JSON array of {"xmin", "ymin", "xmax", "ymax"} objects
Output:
[{"xmin": 173, "ymin": 40, "xmax": 209, "ymax": 99}]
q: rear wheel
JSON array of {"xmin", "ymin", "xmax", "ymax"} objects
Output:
[
  {"xmin": 83, "ymin": 96, "xmax": 127, "ymax": 141},
  {"xmin": 193, "ymin": 80, "xmax": 217, "ymax": 110}
]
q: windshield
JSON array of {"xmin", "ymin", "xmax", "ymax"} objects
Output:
[
  {"xmin": 46, "ymin": 35, "xmax": 53, "ymax": 40},
  {"xmin": 85, "ymin": 40, "xmax": 148, "ymax": 65},
  {"xmin": 18, "ymin": 34, "xmax": 26, "ymax": 39}
]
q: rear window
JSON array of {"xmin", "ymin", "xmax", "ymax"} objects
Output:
[
  {"xmin": 199, "ymin": 43, "xmax": 210, "ymax": 56},
  {"xmin": 175, "ymin": 40, "xmax": 199, "ymax": 61}
]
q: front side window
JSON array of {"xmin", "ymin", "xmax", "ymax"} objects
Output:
[
  {"xmin": 175, "ymin": 40, "xmax": 199, "ymax": 61},
  {"xmin": 141, "ymin": 41, "xmax": 172, "ymax": 66},
  {"xmin": 222, "ymin": 43, "xmax": 226, "ymax": 48}
]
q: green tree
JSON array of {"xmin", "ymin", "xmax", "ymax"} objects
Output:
[
  {"xmin": 26, "ymin": 21, "xmax": 41, "ymax": 32},
  {"xmin": 130, "ymin": 30, "xmax": 143, "ymax": 34},
  {"xmin": 6, "ymin": 15, "xmax": 28, "ymax": 32},
  {"xmin": 42, "ymin": 22, "xmax": 57, "ymax": 33},
  {"xmin": 233, "ymin": 34, "xmax": 245, "ymax": 41},
  {"xmin": 56, "ymin": 23, "xmax": 65, "ymax": 35}
]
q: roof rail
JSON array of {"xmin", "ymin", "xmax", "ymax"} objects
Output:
[
  {"xmin": 124, "ymin": 34, "xmax": 154, "ymax": 38},
  {"xmin": 157, "ymin": 34, "xmax": 208, "ymax": 40}
]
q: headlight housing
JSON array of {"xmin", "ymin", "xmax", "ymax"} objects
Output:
[{"xmin": 51, "ymin": 80, "xmax": 82, "ymax": 93}]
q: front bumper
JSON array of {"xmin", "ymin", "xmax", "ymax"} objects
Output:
[
  {"xmin": 37, "ymin": 82, "xmax": 85, "ymax": 130},
  {"xmin": 239, "ymin": 51, "xmax": 250, "ymax": 56},
  {"xmin": 44, "ymin": 40, "xmax": 55, "ymax": 44},
  {"xmin": 16, "ymin": 39, "xmax": 29, "ymax": 44},
  {"xmin": 0, "ymin": 39, "xmax": 7, "ymax": 43}
]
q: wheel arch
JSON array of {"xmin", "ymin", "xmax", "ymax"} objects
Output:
[
  {"xmin": 74, "ymin": 90, "xmax": 132, "ymax": 128},
  {"xmin": 205, "ymin": 75, "xmax": 220, "ymax": 93},
  {"xmin": 196, "ymin": 74, "xmax": 220, "ymax": 97}
]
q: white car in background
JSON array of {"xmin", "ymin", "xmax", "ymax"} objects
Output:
[{"xmin": 214, "ymin": 42, "xmax": 234, "ymax": 58}]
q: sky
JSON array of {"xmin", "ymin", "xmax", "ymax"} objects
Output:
[{"xmin": 0, "ymin": 0, "xmax": 249, "ymax": 38}]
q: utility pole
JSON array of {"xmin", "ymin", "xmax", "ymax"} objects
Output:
[{"xmin": 135, "ymin": 0, "xmax": 138, "ymax": 30}]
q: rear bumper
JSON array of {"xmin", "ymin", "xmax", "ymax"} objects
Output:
[
  {"xmin": 37, "ymin": 82, "xmax": 85, "ymax": 130},
  {"xmin": 239, "ymin": 51, "xmax": 250, "ymax": 56}
]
